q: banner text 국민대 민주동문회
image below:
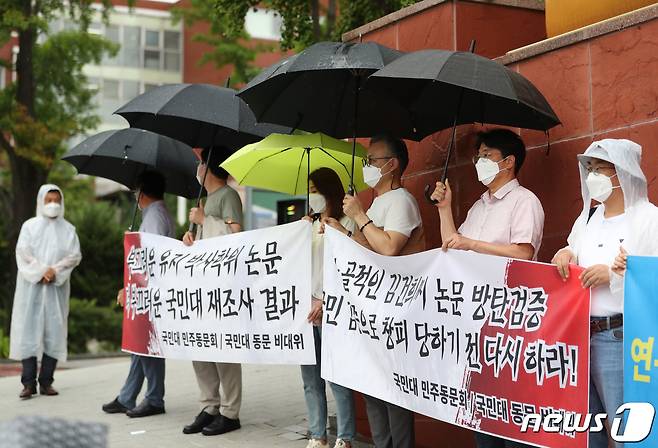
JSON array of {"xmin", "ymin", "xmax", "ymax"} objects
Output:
[
  {"xmin": 321, "ymin": 226, "xmax": 590, "ymax": 448},
  {"xmin": 121, "ymin": 220, "xmax": 315, "ymax": 365}
]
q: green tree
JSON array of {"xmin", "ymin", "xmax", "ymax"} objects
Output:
[
  {"xmin": 172, "ymin": 0, "xmax": 267, "ymax": 85},
  {"xmin": 0, "ymin": 0, "xmax": 124, "ymax": 330},
  {"xmin": 213, "ymin": 0, "xmax": 419, "ymax": 51}
]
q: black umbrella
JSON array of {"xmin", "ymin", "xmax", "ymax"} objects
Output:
[
  {"xmin": 62, "ymin": 128, "xmax": 200, "ymax": 229},
  {"xmin": 366, "ymin": 49, "xmax": 560, "ymax": 135},
  {"xmin": 365, "ymin": 47, "xmax": 560, "ymax": 201},
  {"xmin": 237, "ymin": 41, "xmax": 411, "ymax": 192},
  {"xmin": 238, "ymin": 42, "xmax": 412, "ymax": 138},
  {"xmin": 115, "ymin": 83, "xmax": 289, "ymax": 234},
  {"xmin": 114, "ymin": 83, "xmax": 288, "ymax": 149}
]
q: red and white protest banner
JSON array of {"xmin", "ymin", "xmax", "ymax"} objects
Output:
[
  {"xmin": 322, "ymin": 227, "xmax": 590, "ymax": 448},
  {"xmin": 121, "ymin": 220, "xmax": 315, "ymax": 365}
]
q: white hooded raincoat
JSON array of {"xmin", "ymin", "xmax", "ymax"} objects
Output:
[
  {"xmin": 9, "ymin": 184, "xmax": 82, "ymax": 362},
  {"xmin": 565, "ymin": 139, "xmax": 658, "ymax": 303}
]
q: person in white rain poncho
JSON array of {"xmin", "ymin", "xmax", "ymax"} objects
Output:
[
  {"xmin": 552, "ymin": 139, "xmax": 658, "ymax": 448},
  {"xmin": 10, "ymin": 184, "xmax": 81, "ymax": 399}
]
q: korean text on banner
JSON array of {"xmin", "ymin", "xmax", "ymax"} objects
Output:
[
  {"xmin": 322, "ymin": 226, "xmax": 590, "ymax": 448},
  {"xmin": 122, "ymin": 220, "xmax": 315, "ymax": 365},
  {"xmin": 624, "ymin": 255, "xmax": 658, "ymax": 447}
]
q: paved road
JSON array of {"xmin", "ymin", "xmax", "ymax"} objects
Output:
[{"xmin": 0, "ymin": 358, "xmax": 331, "ymax": 447}]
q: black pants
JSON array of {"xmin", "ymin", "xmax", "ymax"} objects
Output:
[{"xmin": 21, "ymin": 353, "xmax": 58, "ymax": 388}]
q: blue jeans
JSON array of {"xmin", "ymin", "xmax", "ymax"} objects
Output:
[
  {"xmin": 589, "ymin": 327, "xmax": 624, "ymax": 448},
  {"xmin": 301, "ymin": 326, "xmax": 356, "ymax": 441},
  {"xmin": 118, "ymin": 354, "xmax": 166, "ymax": 409}
]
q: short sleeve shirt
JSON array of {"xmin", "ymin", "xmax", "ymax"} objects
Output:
[
  {"xmin": 458, "ymin": 179, "xmax": 545, "ymax": 260},
  {"xmin": 204, "ymin": 185, "xmax": 243, "ymax": 224},
  {"xmin": 577, "ymin": 206, "xmax": 628, "ymax": 317},
  {"xmin": 366, "ymin": 188, "xmax": 422, "ymax": 237}
]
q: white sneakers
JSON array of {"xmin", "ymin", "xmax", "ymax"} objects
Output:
[{"xmin": 305, "ymin": 439, "xmax": 351, "ymax": 448}]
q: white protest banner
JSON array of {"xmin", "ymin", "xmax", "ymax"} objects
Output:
[
  {"xmin": 122, "ymin": 220, "xmax": 315, "ymax": 365},
  {"xmin": 321, "ymin": 227, "xmax": 590, "ymax": 448}
]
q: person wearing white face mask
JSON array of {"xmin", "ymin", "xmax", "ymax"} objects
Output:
[
  {"xmin": 552, "ymin": 139, "xmax": 658, "ymax": 448},
  {"xmin": 182, "ymin": 145, "xmax": 244, "ymax": 438},
  {"xmin": 301, "ymin": 168, "xmax": 356, "ymax": 448},
  {"xmin": 325, "ymin": 134, "xmax": 424, "ymax": 448},
  {"xmin": 103, "ymin": 171, "xmax": 174, "ymax": 419},
  {"xmin": 9, "ymin": 185, "xmax": 81, "ymax": 399},
  {"xmin": 431, "ymin": 129, "xmax": 543, "ymax": 448}
]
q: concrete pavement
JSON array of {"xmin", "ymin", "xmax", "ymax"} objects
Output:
[{"xmin": 0, "ymin": 357, "xmax": 362, "ymax": 448}]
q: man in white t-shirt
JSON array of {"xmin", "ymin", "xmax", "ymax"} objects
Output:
[
  {"xmin": 552, "ymin": 139, "xmax": 655, "ymax": 448},
  {"xmin": 325, "ymin": 134, "xmax": 424, "ymax": 448}
]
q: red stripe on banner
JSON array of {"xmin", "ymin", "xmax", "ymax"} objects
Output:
[
  {"xmin": 467, "ymin": 260, "xmax": 590, "ymax": 447},
  {"xmin": 121, "ymin": 232, "xmax": 156, "ymax": 355}
]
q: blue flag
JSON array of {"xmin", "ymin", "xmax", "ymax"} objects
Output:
[{"xmin": 624, "ymin": 255, "xmax": 658, "ymax": 445}]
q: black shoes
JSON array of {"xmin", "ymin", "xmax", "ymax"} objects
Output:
[
  {"xmin": 182, "ymin": 411, "xmax": 241, "ymax": 436},
  {"xmin": 19, "ymin": 385, "xmax": 37, "ymax": 399},
  {"xmin": 39, "ymin": 385, "xmax": 59, "ymax": 396},
  {"xmin": 126, "ymin": 401, "xmax": 165, "ymax": 418},
  {"xmin": 202, "ymin": 415, "xmax": 241, "ymax": 436},
  {"xmin": 183, "ymin": 411, "xmax": 215, "ymax": 434},
  {"xmin": 102, "ymin": 397, "xmax": 129, "ymax": 414}
]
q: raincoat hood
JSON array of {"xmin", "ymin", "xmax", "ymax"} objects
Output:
[
  {"xmin": 36, "ymin": 184, "xmax": 65, "ymax": 219},
  {"xmin": 576, "ymin": 139, "xmax": 647, "ymax": 212},
  {"xmin": 564, "ymin": 138, "xmax": 658, "ymax": 297}
]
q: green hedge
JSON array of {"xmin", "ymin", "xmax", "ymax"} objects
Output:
[
  {"xmin": 0, "ymin": 328, "xmax": 9, "ymax": 358},
  {"xmin": 67, "ymin": 298, "xmax": 123, "ymax": 354}
]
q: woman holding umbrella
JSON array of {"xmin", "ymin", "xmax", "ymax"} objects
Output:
[{"xmin": 302, "ymin": 168, "xmax": 356, "ymax": 448}]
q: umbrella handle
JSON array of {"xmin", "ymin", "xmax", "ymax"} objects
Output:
[
  {"xmin": 129, "ymin": 194, "xmax": 140, "ymax": 230},
  {"xmin": 424, "ymin": 184, "xmax": 438, "ymax": 205},
  {"xmin": 189, "ymin": 146, "xmax": 214, "ymax": 237},
  {"xmin": 425, "ymin": 40, "xmax": 477, "ymax": 206}
]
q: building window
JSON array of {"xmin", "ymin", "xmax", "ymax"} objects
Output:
[
  {"xmin": 103, "ymin": 25, "xmax": 121, "ymax": 65},
  {"xmin": 163, "ymin": 30, "xmax": 181, "ymax": 72},
  {"xmin": 79, "ymin": 22, "xmax": 181, "ymax": 72},
  {"xmin": 143, "ymin": 29, "xmax": 161, "ymax": 70},
  {"xmin": 123, "ymin": 26, "xmax": 141, "ymax": 68},
  {"xmin": 0, "ymin": 67, "xmax": 5, "ymax": 89}
]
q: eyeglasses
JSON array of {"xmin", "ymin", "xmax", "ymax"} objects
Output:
[
  {"xmin": 472, "ymin": 153, "xmax": 506, "ymax": 164},
  {"xmin": 362, "ymin": 156, "xmax": 394, "ymax": 168},
  {"xmin": 586, "ymin": 165, "xmax": 615, "ymax": 174}
]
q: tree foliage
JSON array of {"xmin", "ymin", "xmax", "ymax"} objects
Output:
[
  {"xmin": 213, "ymin": 0, "xmax": 419, "ymax": 51},
  {"xmin": 0, "ymin": 0, "xmax": 126, "ymax": 329},
  {"xmin": 172, "ymin": 0, "xmax": 268, "ymax": 85}
]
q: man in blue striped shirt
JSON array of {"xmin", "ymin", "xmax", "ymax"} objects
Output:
[{"xmin": 102, "ymin": 170, "xmax": 174, "ymax": 418}]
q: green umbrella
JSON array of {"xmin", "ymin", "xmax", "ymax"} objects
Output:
[{"xmin": 221, "ymin": 133, "xmax": 368, "ymax": 213}]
